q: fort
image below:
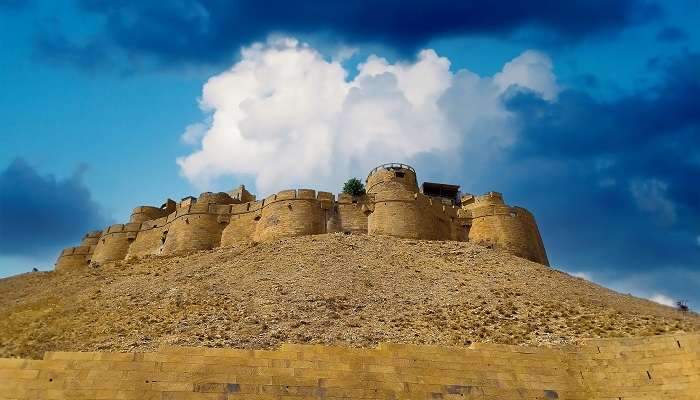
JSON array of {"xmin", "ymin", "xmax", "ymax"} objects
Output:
[
  {"xmin": 54, "ymin": 163, "xmax": 548, "ymax": 271},
  {"xmin": 4, "ymin": 166, "xmax": 698, "ymax": 399}
]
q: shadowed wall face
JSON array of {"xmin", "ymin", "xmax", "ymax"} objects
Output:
[
  {"xmin": 160, "ymin": 214, "xmax": 225, "ymax": 255},
  {"xmin": 54, "ymin": 246, "xmax": 91, "ymax": 272},
  {"xmin": 91, "ymin": 223, "xmax": 141, "ymax": 264},
  {"xmin": 221, "ymin": 211, "xmax": 259, "ymax": 245},
  {"xmin": 331, "ymin": 194, "xmax": 369, "ymax": 234},
  {"xmin": 126, "ymin": 224, "xmax": 164, "ymax": 259}
]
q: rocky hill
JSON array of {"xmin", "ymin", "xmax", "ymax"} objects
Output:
[{"xmin": 1, "ymin": 233, "xmax": 697, "ymax": 359}]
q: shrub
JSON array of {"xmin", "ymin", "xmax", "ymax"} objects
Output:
[{"xmin": 342, "ymin": 178, "xmax": 365, "ymax": 196}]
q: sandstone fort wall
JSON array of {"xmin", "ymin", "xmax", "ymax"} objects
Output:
[
  {"xmin": 125, "ymin": 218, "xmax": 167, "ymax": 259},
  {"xmin": 54, "ymin": 246, "xmax": 92, "ymax": 272},
  {"xmin": 1, "ymin": 333, "xmax": 697, "ymax": 399},
  {"xmin": 78, "ymin": 231, "xmax": 102, "ymax": 247},
  {"xmin": 55, "ymin": 164, "xmax": 550, "ymax": 270},
  {"xmin": 91, "ymin": 223, "xmax": 141, "ymax": 264},
  {"xmin": 220, "ymin": 202, "xmax": 262, "ymax": 245},
  {"xmin": 159, "ymin": 208, "xmax": 225, "ymax": 256},
  {"xmin": 366, "ymin": 165, "xmax": 466, "ymax": 241},
  {"xmin": 129, "ymin": 206, "xmax": 170, "ymax": 224},
  {"xmin": 462, "ymin": 192, "xmax": 548, "ymax": 265},
  {"xmin": 330, "ymin": 194, "xmax": 370, "ymax": 234},
  {"xmin": 253, "ymin": 190, "xmax": 328, "ymax": 241}
]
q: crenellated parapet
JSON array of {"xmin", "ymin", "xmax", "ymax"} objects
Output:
[
  {"xmin": 92, "ymin": 223, "xmax": 142, "ymax": 263},
  {"xmin": 55, "ymin": 163, "xmax": 549, "ymax": 271}
]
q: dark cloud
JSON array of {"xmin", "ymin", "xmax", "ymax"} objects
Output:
[
  {"xmin": 36, "ymin": 0, "xmax": 661, "ymax": 69},
  {"xmin": 476, "ymin": 52, "xmax": 700, "ymax": 304},
  {"xmin": 0, "ymin": 159, "xmax": 108, "ymax": 259},
  {"xmin": 656, "ymin": 26, "xmax": 688, "ymax": 42}
]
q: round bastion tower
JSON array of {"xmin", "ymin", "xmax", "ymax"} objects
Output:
[
  {"xmin": 160, "ymin": 192, "xmax": 236, "ymax": 256},
  {"xmin": 366, "ymin": 163, "xmax": 437, "ymax": 239},
  {"xmin": 462, "ymin": 192, "xmax": 549, "ymax": 265}
]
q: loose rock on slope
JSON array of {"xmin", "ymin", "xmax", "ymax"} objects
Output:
[{"xmin": 1, "ymin": 233, "xmax": 697, "ymax": 359}]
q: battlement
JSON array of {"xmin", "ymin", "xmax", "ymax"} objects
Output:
[
  {"xmin": 461, "ymin": 191, "xmax": 504, "ymax": 207},
  {"xmin": 198, "ymin": 191, "xmax": 236, "ymax": 205},
  {"xmin": 55, "ymin": 165, "xmax": 549, "ymax": 270}
]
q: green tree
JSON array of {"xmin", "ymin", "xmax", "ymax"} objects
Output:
[{"xmin": 342, "ymin": 178, "xmax": 365, "ymax": 196}]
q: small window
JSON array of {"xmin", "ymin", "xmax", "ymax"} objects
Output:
[{"xmin": 395, "ymin": 171, "xmax": 405, "ymax": 178}]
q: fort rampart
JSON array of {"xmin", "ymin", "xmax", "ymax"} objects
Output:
[
  {"xmin": 1, "ymin": 333, "xmax": 697, "ymax": 399},
  {"xmin": 56, "ymin": 164, "xmax": 550, "ymax": 270}
]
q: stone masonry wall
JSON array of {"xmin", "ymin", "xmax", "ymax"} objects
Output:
[
  {"xmin": 1, "ymin": 333, "xmax": 697, "ymax": 399},
  {"xmin": 366, "ymin": 166, "xmax": 419, "ymax": 195},
  {"xmin": 254, "ymin": 190, "xmax": 328, "ymax": 242},
  {"xmin": 330, "ymin": 194, "xmax": 370, "ymax": 234},
  {"xmin": 79, "ymin": 231, "xmax": 102, "ymax": 247},
  {"xmin": 220, "ymin": 202, "xmax": 262, "ymax": 245},
  {"xmin": 367, "ymin": 168, "xmax": 465, "ymax": 241},
  {"xmin": 54, "ymin": 246, "xmax": 91, "ymax": 272},
  {"xmin": 130, "ymin": 206, "xmax": 170, "ymax": 224},
  {"xmin": 460, "ymin": 192, "xmax": 548, "ymax": 265},
  {"xmin": 126, "ymin": 218, "xmax": 168, "ymax": 259},
  {"xmin": 91, "ymin": 223, "xmax": 141, "ymax": 264},
  {"xmin": 54, "ymin": 166, "xmax": 550, "ymax": 270},
  {"xmin": 160, "ymin": 208, "xmax": 226, "ymax": 256},
  {"xmin": 466, "ymin": 205, "xmax": 549, "ymax": 266}
]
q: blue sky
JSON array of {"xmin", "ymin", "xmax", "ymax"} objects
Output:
[{"xmin": 1, "ymin": 0, "xmax": 698, "ymax": 307}]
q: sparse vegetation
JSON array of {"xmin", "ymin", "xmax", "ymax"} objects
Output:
[
  {"xmin": 0, "ymin": 233, "xmax": 698, "ymax": 359},
  {"xmin": 342, "ymin": 178, "xmax": 365, "ymax": 196}
]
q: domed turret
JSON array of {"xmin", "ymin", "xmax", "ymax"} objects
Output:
[{"xmin": 365, "ymin": 163, "xmax": 419, "ymax": 195}]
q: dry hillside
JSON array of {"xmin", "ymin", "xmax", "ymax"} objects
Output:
[{"xmin": 1, "ymin": 233, "xmax": 697, "ymax": 359}]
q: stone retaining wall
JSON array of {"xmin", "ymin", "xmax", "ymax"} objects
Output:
[{"xmin": 1, "ymin": 333, "xmax": 697, "ymax": 399}]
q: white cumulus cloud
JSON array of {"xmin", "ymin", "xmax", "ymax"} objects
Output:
[
  {"xmin": 571, "ymin": 271, "xmax": 592, "ymax": 281},
  {"xmin": 494, "ymin": 50, "xmax": 560, "ymax": 101},
  {"xmin": 177, "ymin": 37, "xmax": 558, "ymax": 194},
  {"xmin": 648, "ymin": 293, "xmax": 676, "ymax": 307}
]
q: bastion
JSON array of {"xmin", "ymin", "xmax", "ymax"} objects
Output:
[{"xmin": 55, "ymin": 163, "xmax": 549, "ymax": 270}]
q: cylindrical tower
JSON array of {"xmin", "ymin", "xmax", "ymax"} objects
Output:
[
  {"xmin": 159, "ymin": 194, "xmax": 231, "ymax": 255},
  {"xmin": 463, "ymin": 192, "xmax": 549, "ymax": 265},
  {"xmin": 366, "ymin": 163, "xmax": 438, "ymax": 239},
  {"xmin": 365, "ymin": 163, "xmax": 419, "ymax": 195},
  {"xmin": 55, "ymin": 246, "xmax": 91, "ymax": 272},
  {"xmin": 91, "ymin": 223, "xmax": 141, "ymax": 263},
  {"xmin": 253, "ymin": 189, "xmax": 327, "ymax": 242}
]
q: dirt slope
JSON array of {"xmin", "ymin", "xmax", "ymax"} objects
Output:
[{"xmin": 1, "ymin": 233, "xmax": 697, "ymax": 359}]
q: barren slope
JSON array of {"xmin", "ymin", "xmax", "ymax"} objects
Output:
[{"xmin": 1, "ymin": 233, "xmax": 697, "ymax": 359}]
